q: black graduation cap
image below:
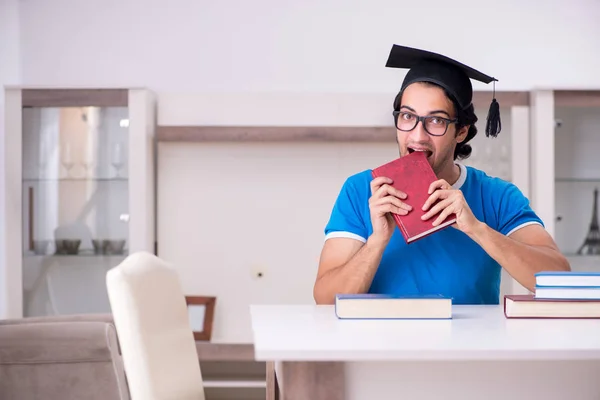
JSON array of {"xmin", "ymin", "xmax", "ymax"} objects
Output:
[{"xmin": 386, "ymin": 44, "xmax": 501, "ymax": 137}]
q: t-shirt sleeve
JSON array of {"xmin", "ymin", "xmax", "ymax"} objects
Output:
[
  {"xmin": 495, "ymin": 181, "xmax": 545, "ymax": 236},
  {"xmin": 324, "ymin": 176, "xmax": 369, "ymax": 243}
]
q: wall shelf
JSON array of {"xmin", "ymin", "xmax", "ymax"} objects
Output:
[
  {"xmin": 203, "ymin": 379, "xmax": 267, "ymax": 389},
  {"xmin": 157, "ymin": 125, "xmax": 396, "ymax": 143}
]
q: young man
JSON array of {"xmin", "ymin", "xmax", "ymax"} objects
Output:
[{"xmin": 313, "ymin": 44, "xmax": 570, "ymax": 305}]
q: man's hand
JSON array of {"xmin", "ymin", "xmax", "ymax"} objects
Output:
[
  {"xmin": 369, "ymin": 177, "xmax": 412, "ymax": 244},
  {"xmin": 420, "ymin": 179, "xmax": 481, "ymax": 235}
]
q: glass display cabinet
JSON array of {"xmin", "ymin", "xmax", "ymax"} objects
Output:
[
  {"xmin": 530, "ymin": 89, "xmax": 600, "ymax": 273},
  {"xmin": 553, "ymin": 90, "xmax": 600, "ymax": 271},
  {"xmin": 3, "ymin": 88, "xmax": 156, "ymax": 318}
]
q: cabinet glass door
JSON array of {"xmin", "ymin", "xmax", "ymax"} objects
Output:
[
  {"xmin": 554, "ymin": 92, "xmax": 600, "ymax": 272},
  {"xmin": 21, "ymin": 105, "xmax": 129, "ymax": 317}
]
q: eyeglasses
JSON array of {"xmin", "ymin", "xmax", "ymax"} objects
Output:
[{"xmin": 393, "ymin": 110, "xmax": 458, "ymax": 137}]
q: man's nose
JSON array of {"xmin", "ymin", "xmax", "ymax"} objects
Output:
[{"xmin": 409, "ymin": 120, "xmax": 429, "ymax": 141}]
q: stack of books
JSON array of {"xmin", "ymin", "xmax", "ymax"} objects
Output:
[{"xmin": 504, "ymin": 271, "xmax": 600, "ymax": 318}]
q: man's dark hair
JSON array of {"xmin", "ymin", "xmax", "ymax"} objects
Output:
[{"xmin": 393, "ymin": 82, "xmax": 478, "ymax": 160}]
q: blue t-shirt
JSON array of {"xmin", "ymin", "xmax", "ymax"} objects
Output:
[{"xmin": 324, "ymin": 164, "xmax": 544, "ymax": 305}]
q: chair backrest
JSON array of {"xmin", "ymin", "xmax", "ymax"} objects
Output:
[{"xmin": 106, "ymin": 251, "xmax": 205, "ymax": 400}]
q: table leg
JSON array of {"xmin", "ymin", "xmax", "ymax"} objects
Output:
[
  {"xmin": 279, "ymin": 361, "xmax": 344, "ymax": 400},
  {"xmin": 266, "ymin": 361, "xmax": 280, "ymax": 400}
]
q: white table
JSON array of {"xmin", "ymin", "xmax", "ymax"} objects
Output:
[{"xmin": 250, "ymin": 304, "xmax": 600, "ymax": 400}]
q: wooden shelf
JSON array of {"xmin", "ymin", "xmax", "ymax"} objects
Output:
[
  {"xmin": 194, "ymin": 343, "xmax": 274, "ymax": 399},
  {"xmin": 21, "ymin": 88, "xmax": 129, "ymax": 107},
  {"xmin": 195, "ymin": 342, "xmax": 255, "ymax": 361},
  {"xmin": 555, "ymin": 90, "xmax": 600, "ymax": 107},
  {"xmin": 203, "ymin": 378, "xmax": 267, "ymax": 389},
  {"xmin": 157, "ymin": 126, "xmax": 395, "ymax": 143},
  {"xmin": 472, "ymin": 90, "xmax": 529, "ymax": 107}
]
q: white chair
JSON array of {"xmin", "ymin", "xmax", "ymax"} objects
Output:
[{"xmin": 106, "ymin": 251, "xmax": 205, "ymax": 400}]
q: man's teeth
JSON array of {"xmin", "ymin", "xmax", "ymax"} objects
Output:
[{"xmin": 409, "ymin": 148, "xmax": 432, "ymax": 157}]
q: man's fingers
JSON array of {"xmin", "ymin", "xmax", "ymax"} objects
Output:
[
  {"xmin": 372, "ymin": 196, "xmax": 412, "ymax": 215},
  {"xmin": 422, "ymin": 189, "xmax": 449, "ymax": 211},
  {"xmin": 393, "ymin": 187, "xmax": 408, "ymax": 200},
  {"xmin": 428, "ymin": 179, "xmax": 451, "ymax": 194},
  {"xmin": 375, "ymin": 203, "xmax": 409, "ymax": 216},
  {"xmin": 370, "ymin": 176, "xmax": 393, "ymax": 192},
  {"xmin": 374, "ymin": 196, "xmax": 412, "ymax": 211},
  {"xmin": 432, "ymin": 206, "xmax": 456, "ymax": 226},
  {"xmin": 421, "ymin": 197, "xmax": 453, "ymax": 220},
  {"xmin": 372, "ymin": 184, "xmax": 407, "ymax": 201}
]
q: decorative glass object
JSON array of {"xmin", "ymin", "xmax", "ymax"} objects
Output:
[{"xmin": 577, "ymin": 188, "xmax": 600, "ymax": 255}]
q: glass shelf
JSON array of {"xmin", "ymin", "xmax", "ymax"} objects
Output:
[
  {"xmin": 556, "ymin": 178, "xmax": 600, "ymax": 183},
  {"xmin": 23, "ymin": 251, "xmax": 128, "ymax": 258},
  {"xmin": 23, "ymin": 178, "xmax": 128, "ymax": 182}
]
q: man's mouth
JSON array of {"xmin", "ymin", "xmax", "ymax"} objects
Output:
[{"xmin": 407, "ymin": 147, "xmax": 433, "ymax": 158}]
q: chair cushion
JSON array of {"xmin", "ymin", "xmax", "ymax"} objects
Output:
[
  {"xmin": 0, "ymin": 313, "xmax": 114, "ymax": 326},
  {"xmin": 0, "ymin": 321, "xmax": 129, "ymax": 400}
]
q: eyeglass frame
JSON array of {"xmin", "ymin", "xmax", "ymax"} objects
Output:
[{"xmin": 392, "ymin": 110, "xmax": 458, "ymax": 137}]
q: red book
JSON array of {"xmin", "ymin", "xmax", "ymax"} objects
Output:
[
  {"xmin": 371, "ymin": 151, "xmax": 456, "ymax": 243},
  {"xmin": 504, "ymin": 294, "xmax": 600, "ymax": 319}
]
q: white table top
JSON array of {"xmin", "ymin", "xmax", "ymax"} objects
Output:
[{"xmin": 249, "ymin": 304, "xmax": 600, "ymax": 361}]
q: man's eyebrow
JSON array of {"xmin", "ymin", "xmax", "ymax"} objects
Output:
[
  {"xmin": 400, "ymin": 105, "xmax": 451, "ymax": 118},
  {"xmin": 429, "ymin": 109, "xmax": 452, "ymax": 117}
]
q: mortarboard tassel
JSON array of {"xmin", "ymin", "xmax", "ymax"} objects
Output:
[{"xmin": 485, "ymin": 81, "xmax": 501, "ymax": 137}]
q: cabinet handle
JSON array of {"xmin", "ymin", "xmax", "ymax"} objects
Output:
[{"xmin": 120, "ymin": 213, "xmax": 130, "ymax": 222}]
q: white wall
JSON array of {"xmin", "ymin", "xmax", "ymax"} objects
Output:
[
  {"xmin": 3, "ymin": 0, "xmax": 600, "ymax": 328},
  {"xmin": 157, "ymin": 97, "xmax": 515, "ymax": 342},
  {"xmin": 0, "ymin": 0, "xmax": 21, "ymax": 318},
  {"xmin": 17, "ymin": 0, "xmax": 600, "ymax": 92}
]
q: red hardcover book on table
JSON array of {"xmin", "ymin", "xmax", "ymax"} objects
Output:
[
  {"xmin": 371, "ymin": 151, "xmax": 456, "ymax": 243},
  {"xmin": 504, "ymin": 294, "xmax": 600, "ymax": 319}
]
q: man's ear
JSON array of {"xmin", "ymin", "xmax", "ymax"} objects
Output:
[{"xmin": 455, "ymin": 125, "xmax": 469, "ymax": 144}]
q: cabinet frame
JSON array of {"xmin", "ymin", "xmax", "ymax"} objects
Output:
[
  {"xmin": 530, "ymin": 89, "xmax": 600, "ymax": 272},
  {"xmin": 2, "ymin": 87, "xmax": 157, "ymax": 319}
]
